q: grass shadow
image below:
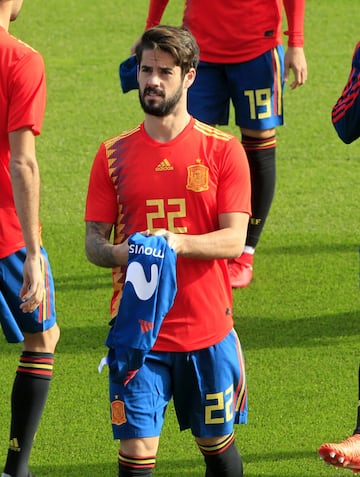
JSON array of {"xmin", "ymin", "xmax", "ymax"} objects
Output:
[{"xmin": 236, "ymin": 310, "xmax": 359, "ymax": 351}]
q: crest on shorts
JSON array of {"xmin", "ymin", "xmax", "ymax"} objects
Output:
[
  {"xmin": 111, "ymin": 399, "xmax": 127, "ymax": 426},
  {"xmin": 186, "ymin": 159, "xmax": 209, "ymax": 192}
]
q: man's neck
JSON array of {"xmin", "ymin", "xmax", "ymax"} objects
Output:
[
  {"xmin": 0, "ymin": 8, "xmax": 11, "ymax": 32},
  {"xmin": 144, "ymin": 112, "xmax": 191, "ymax": 143},
  {"xmin": 0, "ymin": 19, "xmax": 9, "ymax": 31},
  {"xmin": 0, "ymin": 0, "xmax": 13, "ymax": 30}
]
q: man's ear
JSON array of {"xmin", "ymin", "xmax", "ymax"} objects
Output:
[{"xmin": 184, "ymin": 68, "xmax": 196, "ymax": 89}]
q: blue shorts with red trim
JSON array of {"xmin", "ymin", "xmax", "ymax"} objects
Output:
[
  {"xmin": 188, "ymin": 46, "xmax": 285, "ymax": 130},
  {"xmin": 109, "ymin": 328, "xmax": 248, "ymax": 440},
  {"xmin": 0, "ymin": 247, "xmax": 57, "ymax": 343}
]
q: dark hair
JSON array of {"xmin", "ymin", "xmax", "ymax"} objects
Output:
[{"xmin": 135, "ymin": 25, "xmax": 199, "ymax": 78}]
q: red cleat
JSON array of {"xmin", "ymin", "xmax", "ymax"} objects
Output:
[
  {"xmin": 318, "ymin": 434, "xmax": 360, "ymax": 474},
  {"xmin": 228, "ymin": 252, "xmax": 254, "ymax": 288}
]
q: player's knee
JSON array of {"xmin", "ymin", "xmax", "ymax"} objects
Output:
[{"xmin": 23, "ymin": 323, "xmax": 60, "ymax": 353}]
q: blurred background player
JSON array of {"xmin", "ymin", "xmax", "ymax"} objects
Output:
[
  {"xmin": 130, "ymin": 0, "xmax": 308, "ymax": 288},
  {"xmin": 86, "ymin": 25, "xmax": 251, "ymax": 477},
  {"xmin": 0, "ymin": 1, "xmax": 60, "ymax": 476},
  {"xmin": 318, "ymin": 41, "xmax": 360, "ymax": 474}
]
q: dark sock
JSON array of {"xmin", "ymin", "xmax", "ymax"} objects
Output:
[
  {"xmin": 242, "ymin": 135, "xmax": 276, "ymax": 249},
  {"xmin": 118, "ymin": 450, "xmax": 155, "ymax": 477},
  {"xmin": 354, "ymin": 365, "xmax": 360, "ymax": 434},
  {"xmin": 199, "ymin": 433, "xmax": 243, "ymax": 477},
  {"xmin": 4, "ymin": 352, "xmax": 54, "ymax": 477},
  {"xmin": 119, "ymin": 468, "xmax": 153, "ymax": 477}
]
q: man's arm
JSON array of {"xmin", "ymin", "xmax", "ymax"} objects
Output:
[
  {"xmin": 283, "ymin": 0, "xmax": 305, "ymax": 48},
  {"xmin": 154, "ymin": 212, "xmax": 250, "ymax": 260},
  {"xmin": 130, "ymin": 0, "xmax": 169, "ymax": 54},
  {"xmin": 283, "ymin": 0, "xmax": 307, "ymax": 89},
  {"xmin": 332, "ymin": 42, "xmax": 360, "ymax": 144},
  {"xmin": 145, "ymin": 0, "xmax": 169, "ymax": 29},
  {"xmin": 86, "ymin": 211, "xmax": 249, "ymax": 267},
  {"xmin": 9, "ymin": 127, "xmax": 43, "ymax": 312},
  {"xmin": 85, "ymin": 221, "xmax": 130, "ymax": 268}
]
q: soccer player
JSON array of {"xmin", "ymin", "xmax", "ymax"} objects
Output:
[
  {"xmin": 85, "ymin": 25, "xmax": 251, "ymax": 477},
  {"xmin": 129, "ymin": 0, "xmax": 307, "ymax": 288},
  {"xmin": 0, "ymin": 1, "xmax": 60, "ymax": 477},
  {"xmin": 318, "ymin": 41, "xmax": 360, "ymax": 473}
]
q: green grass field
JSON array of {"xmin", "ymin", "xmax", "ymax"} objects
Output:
[{"xmin": 1, "ymin": 1, "xmax": 359, "ymax": 476}]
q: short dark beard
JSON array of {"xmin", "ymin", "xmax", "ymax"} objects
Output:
[{"xmin": 139, "ymin": 84, "xmax": 183, "ymax": 117}]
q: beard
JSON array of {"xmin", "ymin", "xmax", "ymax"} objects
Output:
[{"xmin": 139, "ymin": 84, "xmax": 183, "ymax": 117}]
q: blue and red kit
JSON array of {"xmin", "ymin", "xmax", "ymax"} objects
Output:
[{"xmin": 332, "ymin": 42, "xmax": 360, "ymax": 144}]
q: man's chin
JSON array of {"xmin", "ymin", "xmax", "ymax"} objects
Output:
[
  {"xmin": 142, "ymin": 103, "xmax": 167, "ymax": 117},
  {"xmin": 146, "ymin": 109, "xmax": 167, "ymax": 117}
]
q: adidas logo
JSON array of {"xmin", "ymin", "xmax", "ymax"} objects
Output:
[
  {"xmin": 139, "ymin": 319, "xmax": 154, "ymax": 333},
  {"xmin": 155, "ymin": 159, "xmax": 174, "ymax": 171}
]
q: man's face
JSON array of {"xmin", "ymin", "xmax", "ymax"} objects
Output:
[{"xmin": 137, "ymin": 49, "xmax": 185, "ymax": 117}]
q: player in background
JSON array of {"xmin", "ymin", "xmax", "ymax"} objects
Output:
[
  {"xmin": 331, "ymin": 41, "xmax": 360, "ymax": 144},
  {"xmin": 318, "ymin": 41, "xmax": 360, "ymax": 474},
  {"xmin": 0, "ymin": 1, "xmax": 60, "ymax": 476},
  {"xmin": 130, "ymin": 0, "xmax": 307, "ymax": 288},
  {"xmin": 85, "ymin": 26, "xmax": 251, "ymax": 477}
]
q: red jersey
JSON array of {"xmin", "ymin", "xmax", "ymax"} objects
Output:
[
  {"xmin": 85, "ymin": 117, "xmax": 251, "ymax": 352},
  {"xmin": 0, "ymin": 27, "xmax": 46, "ymax": 259},
  {"xmin": 145, "ymin": 0, "xmax": 305, "ymax": 63}
]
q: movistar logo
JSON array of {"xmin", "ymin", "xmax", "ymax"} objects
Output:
[
  {"xmin": 129, "ymin": 243, "xmax": 165, "ymax": 259},
  {"xmin": 125, "ymin": 262, "xmax": 159, "ymax": 300}
]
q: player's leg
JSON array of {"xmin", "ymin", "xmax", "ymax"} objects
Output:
[
  {"xmin": 109, "ymin": 352, "xmax": 172, "ymax": 477},
  {"xmin": 198, "ymin": 433, "xmax": 243, "ymax": 477},
  {"xmin": 1, "ymin": 247, "xmax": 59, "ymax": 477},
  {"xmin": 187, "ymin": 61, "xmax": 231, "ymax": 127},
  {"xmin": 173, "ymin": 329, "xmax": 247, "ymax": 476},
  {"xmin": 118, "ymin": 438, "xmax": 158, "ymax": 477},
  {"xmin": 318, "ymin": 365, "xmax": 360, "ymax": 472},
  {"xmin": 228, "ymin": 46, "xmax": 285, "ymax": 288},
  {"xmin": 227, "ymin": 129, "xmax": 276, "ymax": 288}
]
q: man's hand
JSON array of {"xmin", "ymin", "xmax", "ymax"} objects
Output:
[
  {"xmin": 19, "ymin": 255, "xmax": 44, "ymax": 313},
  {"xmin": 284, "ymin": 46, "xmax": 308, "ymax": 89}
]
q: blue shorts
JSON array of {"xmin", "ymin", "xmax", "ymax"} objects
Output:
[
  {"xmin": 0, "ymin": 247, "xmax": 57, "ymax": 343},
  {"xmin": 188, "ymin": 46, "xmax": 285, "ymax": 130},
  {"xmin": 109, "ymin": 329, "xmax": 248, "ymax": 440}
]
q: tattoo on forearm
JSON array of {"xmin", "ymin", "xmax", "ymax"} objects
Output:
[{"xmin": 85, "ymin": 221, "xmax": 117, "ymax": 268}]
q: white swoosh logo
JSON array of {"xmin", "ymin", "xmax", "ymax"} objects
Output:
[{"xmin": 125, "ymin": 262, "xmax": 158, "ymax": 301}]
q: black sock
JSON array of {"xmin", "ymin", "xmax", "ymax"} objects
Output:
[
  {"xmin": 354, "ymin": 365, "xmax": 360, "ymax": 434},
  {"xmin": 199, "ymin": 434, "xmax": 243, "ymax": 477},
  {"xmin": 119, "ymin": 468, "xmax": 153, "ymax": 477},
  {"xmin": 118, "ymin": 451, "xmax": 155, "ymax": 477},
  {"xmin": 242, "ymin": 135, "xmax": 276, "ymax": 249},
  {"xmin": 4, "ymin": 352, "xmax": 54, "ymax": 477}
]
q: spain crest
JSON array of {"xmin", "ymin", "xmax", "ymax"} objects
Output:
[
  {"xmin": 186, "ymin": 159, "xmax": 209, "ymax": 192},
  {"xmin": 111, "ymin": 399, "xmax": 127, "ymax": 426}
]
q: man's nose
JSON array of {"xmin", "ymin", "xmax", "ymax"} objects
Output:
[{"xmin": 146, "ymin": 72, "xmax": 161, "ymax": 86}]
